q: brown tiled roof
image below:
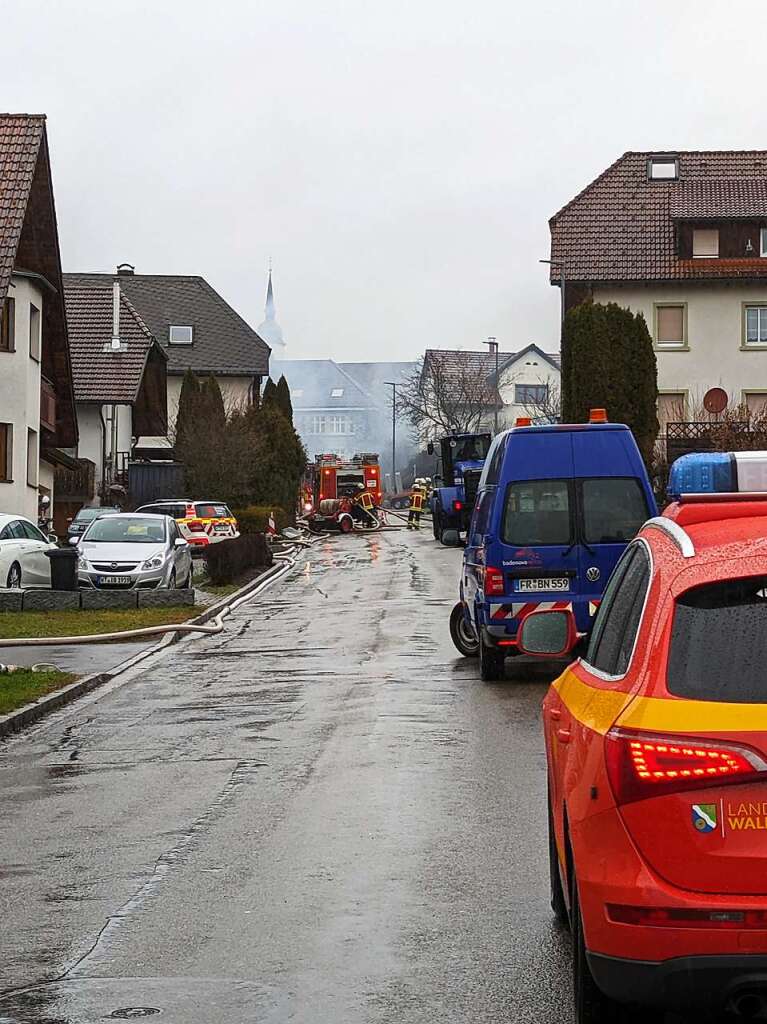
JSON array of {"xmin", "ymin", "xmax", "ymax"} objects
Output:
[
  {"xmin": 422, "ymin": 345, "xmax": 559, "ymax": 404},
  {"xmin": 0, "ymin": 114, "xmax": 44, "ymax": 306},
  {"xmin": 549, "ymin": 150, "xmax": 767, "ymax": 283},
  {"xmin": 670, "ymin": 179, "xmax": 767, "ymax": 219},
  {"xmin": 64, "ymin": 284, "xmax": 166, "ymax": 404}
]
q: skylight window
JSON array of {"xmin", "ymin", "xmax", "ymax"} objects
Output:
[
  {"xmin": 331, "ymin": 388, "xmax": 344, "ymax": 397},
  {"xmin": 648, "ymin": 156, "xmax": 678, "ymax": 181},
  {"xmin": 169, "ymin": 325, "xmax": 193, "ymax": 345}
]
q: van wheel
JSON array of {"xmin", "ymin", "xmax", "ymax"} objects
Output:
[
  {"xmin": 479, "ymin": 632, "xmax": 505, "ymax": 681},
  {"xmin": 549, "ymin": 802, "xmax": 569, "ymax": 927},
  {"xmin": 573, "ymin": 881, "xmax": 619, "ymax": 1023},
  {"xmin": 450, "ymin": 602, "xmax": 479, "ymax": 657}
]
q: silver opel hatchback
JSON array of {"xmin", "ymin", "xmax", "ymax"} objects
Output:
[{"xmin": 76, "ymin": 513, "xmax": 193, "ymax": 590}]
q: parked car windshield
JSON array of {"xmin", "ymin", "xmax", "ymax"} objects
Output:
[
  {"xmin": 502, "ymin": 479, "xmax": 572, "ymax": 546},
  {"xmin": 74, "ymin": 507, "xmax": 112, "ymax": 523},
  {"xmin": 84, "ymin": 517, "xmax": 167, "ymax": 544},
  {"xmin": 668, "ymin": 576, "xmax": 767, "ymax": 702},
  {"xmin": 581, "ymin": 478, "xmax": 649, "ymax": 544}
]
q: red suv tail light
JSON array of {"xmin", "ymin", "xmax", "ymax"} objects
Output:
[
  {"xmin": 607, "ymin": 904, "xmax": 767, "ymax": 929},
  {"xmin": 484, "ymin": 565, "xmax": 505, "ymax": 597},
  {"xmin": 187, "ymin": 519, "xmax": 205, "ymax": 532},
  {"xmin": 605, "ymin": 728, "xmax": 767, "ymax": 805}
]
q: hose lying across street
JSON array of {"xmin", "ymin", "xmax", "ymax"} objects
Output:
[{"xmin": 0, "ymin": 547, "xmax": 301, "ymax": 651}]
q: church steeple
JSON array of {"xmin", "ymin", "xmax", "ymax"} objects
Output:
[{"xmin": 257, "ymin": 265, "xmax": 286, "ymax": 356}]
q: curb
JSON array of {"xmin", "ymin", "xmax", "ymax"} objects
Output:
[{"xmin": 0, "ymin": 556, "xmax": 293, "ymax": 741}]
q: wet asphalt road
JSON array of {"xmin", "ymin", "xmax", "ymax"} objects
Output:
[{"xmin": 0, "ymin": 530, "xmax": 689, "ymax": 1023}]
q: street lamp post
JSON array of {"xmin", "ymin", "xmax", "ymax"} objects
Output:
[
  {"xmin": 483, "ymin": 336, "xmax": 499, "ymax": 435},
  {"xmin": 384, "ymin": 381, "xmax": 397, "ymax": 491}
]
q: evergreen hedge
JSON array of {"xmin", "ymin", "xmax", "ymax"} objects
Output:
[
  {"xmin": 204, "ymin": 533, "xmax": 273, "ymax": 585},
  {"xmin": 561, "ymin": 301, "xmax": 658, "ymax": 467}
]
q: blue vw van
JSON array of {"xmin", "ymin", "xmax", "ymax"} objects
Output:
[{"xmin": 450, "ymin": 415, "xmax": 658, "ymax": 680}]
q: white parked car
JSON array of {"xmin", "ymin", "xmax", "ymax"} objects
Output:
[{"xmin": 0, "ymin": 514, "xmax": 57, "ymax": 589}]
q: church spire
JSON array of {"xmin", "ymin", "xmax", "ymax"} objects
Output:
[{"xmin": 257, "ymin": 264, "xmax": 286, "ymax": 356}]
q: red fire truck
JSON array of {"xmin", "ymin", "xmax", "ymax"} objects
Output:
[{"xmin": 303, "ymin": 453, "xmax": 383, "ymax": 532}]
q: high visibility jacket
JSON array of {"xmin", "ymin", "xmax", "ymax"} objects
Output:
[
  {"xmin": 409, "ymin": 491, "xmax": 424, "ymax": 513},
  {"xmin": 355, "ymin": 490, "xmax": 375, "ymax": 511}
]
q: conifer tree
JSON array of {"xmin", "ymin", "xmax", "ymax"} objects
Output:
[
  {"xmin": 275, "ymin": 375, "xmax": 293, "ymax": 422},
  {"xmin": 562, "ymin": 301, "xmax": 658, "ymax": 467}
]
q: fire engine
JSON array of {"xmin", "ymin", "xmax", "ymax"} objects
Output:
[{"xmin": 302, "ymin": 453, "xmax": 383, "ymax": 532}]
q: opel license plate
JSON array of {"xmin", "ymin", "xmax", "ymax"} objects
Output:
[
  {"xmin": 515, "ymin": 577, "xmax": 569, "ymax": 592},
  {"xmin": 97, "ymin": 575, "xmax": 132, "ymax": 586}
]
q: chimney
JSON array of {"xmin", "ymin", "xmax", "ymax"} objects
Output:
[
  {"xmin": 116, "ymin": 263, "xmax": 135, "ymax": 276},
  {"xmin": 111, "ymin": 280, "xmax": 121, "ymax": 350}
]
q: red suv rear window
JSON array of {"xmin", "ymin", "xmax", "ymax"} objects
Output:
[{"xmin": 668, "ymin": 576, "xmax": 767, "ymax": 703}]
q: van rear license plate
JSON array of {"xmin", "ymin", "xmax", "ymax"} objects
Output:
[
  {"xmin": 97, "ymin": 576, "xmax": 132, "ymax": 586},
  {"xmin": 515, "ymin": 578, "xmax": 569, "ymax": 592}
]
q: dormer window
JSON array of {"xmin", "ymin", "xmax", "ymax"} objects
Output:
[
  {"xmin": 692, "ymin": 228, "xmax": 719, "ymax": 258},
  {"xmin": 648, "ymin": 156, "xmax": 678, "ymax": 180},
  {"xmin": 331, "ymin": 388, "xmax": 344, "ymax": 397},
  {"xmin": 761, "ymin": 228, "xmax": 767, "ymax": 257},
  {"xmin": 169, "ymin": 325, "xmax": 193, "ymax": 345}
]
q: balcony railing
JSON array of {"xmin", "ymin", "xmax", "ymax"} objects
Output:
[{"xmin": 40, "ymin": 377, "xmax": 56, "ymax": 433}]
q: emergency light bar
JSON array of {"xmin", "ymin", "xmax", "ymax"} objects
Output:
[{"xmin": 668, "ymin": 451, "xmax": 767, "ymax": 500}]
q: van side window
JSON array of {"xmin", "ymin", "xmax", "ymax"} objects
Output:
[
  {"xmin": 502, "ymin": 479, "xmax": 572, "ymax": 546},
  {"xmin": 484, "ymin": 436, "xmax": 507, "ymax": 486},
  {"xmin": 586, "ymin": 545, "xmax": 650, "ymax": 675},
  {"xmin": 581, "ymin": 478, "xmax": 650, "ymax": 544},
  {"xmin": 468, "ymin": 490, "xmax": 492, "ymax": 545}
]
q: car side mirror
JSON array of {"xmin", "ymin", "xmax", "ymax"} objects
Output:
[
  {"xmin": 427, "ymin": 442, "xmax": 434, "ymax": 456},
  {"xmin": 517, "ymin": 609, "xmax": 577, "ymax": 658},
  {"xmin": 68, "ymin": 536, "xmax": 80, "ymax": 546},
  {"xmin": 48, "ymin": 534, "xmax": 58, "ymax": 544},
  {"xmin": 174, "ymin": 538, "xmax": 188, "ymax": 548}
]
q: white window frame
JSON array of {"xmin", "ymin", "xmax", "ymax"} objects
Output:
[
  {"xmin": 653, "ymin": 302, "xmax": 688, "ymax": 349},
  {"xmin": 330, "ymin": 388, "xmax": 344, "ymax": 398},
  {"xmin": 744, "ymin": 305, "xmax": 767, "ymax": 347},
  {"xmin": 761, "ymin": 228, "xmax": 767, "ymax": 258},
  {"xmin": 311, "ymin": 415, "xmax": 326, "ymax": 434},
  {"xmin": 169, "ymin": 325, "xmax": 194, "ymax": 345}
]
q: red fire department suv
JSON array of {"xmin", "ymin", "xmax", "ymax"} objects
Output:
[{"xmin": 519, "ymin": 458, "xmax": 767, "ymax": 1022}]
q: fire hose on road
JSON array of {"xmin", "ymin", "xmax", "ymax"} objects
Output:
[{"xmin": 0, "ymin": 546, "xmax": 302, "ymax": 653}]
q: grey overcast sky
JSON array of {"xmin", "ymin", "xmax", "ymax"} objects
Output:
[{"xmin": 1, "ymin": 0, "xmax": 765, "ymax": 362}]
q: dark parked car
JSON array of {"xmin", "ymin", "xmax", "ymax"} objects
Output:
[{"xmin": 67, "ymin": 506, "xmax": 120, "ymax": 543}]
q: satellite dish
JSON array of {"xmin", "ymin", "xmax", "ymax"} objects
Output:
[{"xmin": 703, "ymin": 388, "xmax": 728, "ymax": 415}]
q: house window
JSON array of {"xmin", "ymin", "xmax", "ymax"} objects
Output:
[
  {"xmin": 647, "ymin": 157, "xmax": 678, "ymax": 180},
  {"xmin": 329, "ymin": 415, "xmax": 353, "ymax": 434},
  {"xmin": 744, "ymin": 392, "xmax": 767, "ymax": 420},
  {"xmin": 292, "ymin": 388, "xmax": 304, "ymax": 398},
  {"xmin": 311, "ymin": 415, "xmax": 326, "ymax": 434},
  {"xmin": 169, "ymin": 325, "xmax": 193, "ymax": 345},
  {"xmin": 654, "ymin": 303, "xmax": 687, "ymax": 347},
  {"xmin": 26, "ymin": 428, "xmax": 37, "ymax": 487},
  {"xmin": 745, "ymin": 306, "xmax": 767, "ymax": 345},
  {"xmin": 761, "ymin": 228, "xmax": 767, "ymax": 257},
  {"xmin": 657, "ymin": 393, "xmax": 687, "ymax": 431},
  {"xmin": 330, "ymin": 388, "xmax": 344, "ymax": 398},
  {"xmin": 0, "ymin": 423, "xmax": 11, "ymax": 481},
  {"xmin": 0, "ymin": 297, "xmax": 14, "ymax": 352},
  {"xmin": 29, "ymin": 303, "xmax": 40, "ymax": 361},
  {"xmin": 514, "ymin": 383, "xmax": 548, "ymax": 405},
  {"xmin": 692, "ymin": 229, "xmax": 719, "ymax": 258}
]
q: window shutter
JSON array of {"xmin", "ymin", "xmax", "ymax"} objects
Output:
[
  {"xmin": 657, "ymin": 393, "xmax": 686, "ymax": 429},
  {"xmin": 0, "ymin": 424, "xmax": 7, "ymax": 481},
  {"xmin": 656, "ymin": 306, "xmax": 684, "ymax": 344},
  {"xmin": 692, "ymin": 229, "xmax": 719, "ymax": 257}
]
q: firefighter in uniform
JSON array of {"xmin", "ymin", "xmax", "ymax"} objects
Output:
[
  {"xmin": 407, "ymin": 479, "xmax": 426, "ymax": 530},
  {"xmin": 352, "ymin": 483, "xmax": 378, "ymax": 527}
]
